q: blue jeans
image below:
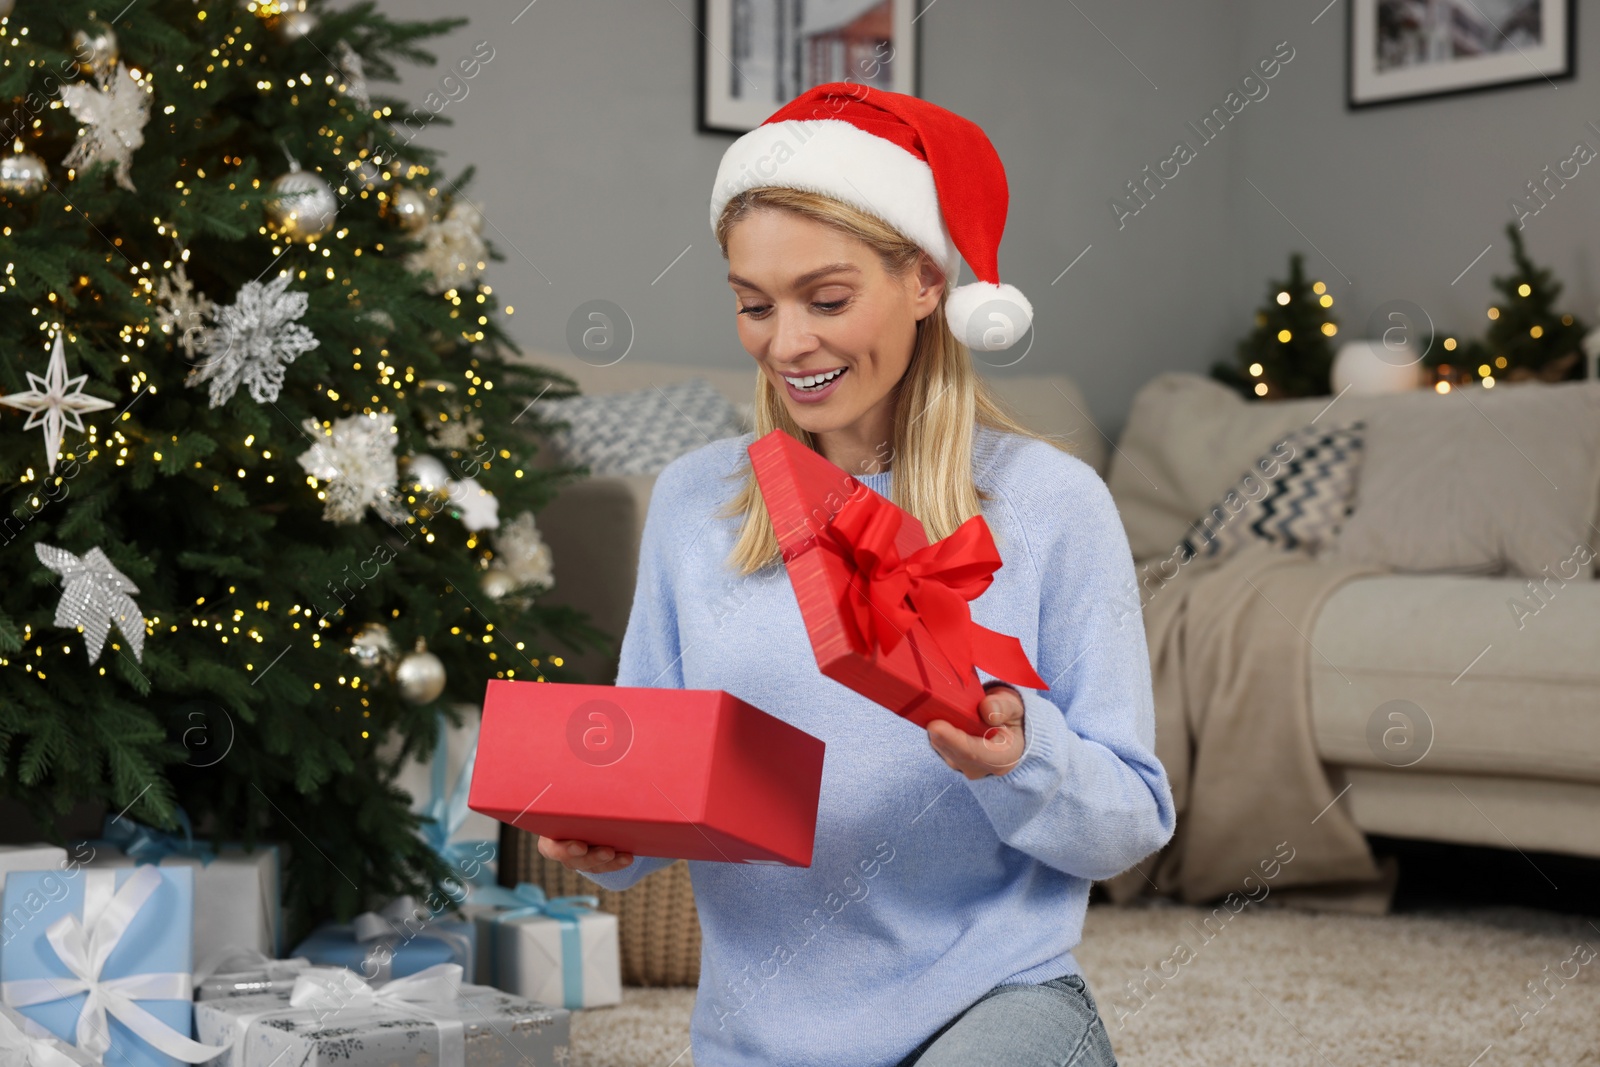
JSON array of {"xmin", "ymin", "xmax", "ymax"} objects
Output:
[{"xmin": 894, "ymin": 974, "xmax": 1118, "ymax": 1067}]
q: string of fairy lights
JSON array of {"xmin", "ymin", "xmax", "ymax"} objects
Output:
[{"xmin": 0, "ymin": 4, "xmax": 560, "ymax": 711}]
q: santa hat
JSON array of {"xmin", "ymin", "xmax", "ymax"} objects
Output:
[{"xmin": 709, "ymin": 82, "xmax": 1031, "ymax": 351}]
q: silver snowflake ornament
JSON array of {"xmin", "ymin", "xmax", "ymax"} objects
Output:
[
  {"xmin": 36, "ymin": 543, "xmax": 146, "ymax": 663},
  {"xmin": 187, "ymin": 272, "xmax": 318, "ymax": 408},
  {"xmin": 428, "ymin": 411, "xmax": 482, "ymax": 451},
  {"xmin": 0, "ymin": 333, "xmax": 115, "ymax": 473},
  {"xmin": 296, "ymin": 412, "xmax": 409, "ymax": 525},
  {"xmin": 154, "ymin": 262, "xmax": 215, "ymax": 361},
  {"xmin": 60, "ymin": 63, "xmax": 152, "ymax": 192}
]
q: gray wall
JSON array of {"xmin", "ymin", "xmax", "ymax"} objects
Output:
[
  {"xmin": 1229, "ymin": 0, "xmax": 1600, "ymax": 365},
  {"xmin": 369, "ymin": 0, "xmax": 1599, "ymax": 437},
  {"xmin": 370, "ymin": 0, "xmax": 1245, "ymax": 440}
]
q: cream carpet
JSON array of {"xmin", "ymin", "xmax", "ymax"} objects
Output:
[{"xmin": 567, "ymin": 902, "xmax": 1600, "ymax": 1066}]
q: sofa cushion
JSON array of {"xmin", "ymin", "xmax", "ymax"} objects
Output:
[
  {"xmin": 536, "ymin": 377, "xmax": 745, "ymax": 476},
  {"xmin": 1321, "ymin": 380, "xmax": 1600, "ymax": 578},
  {"xmin": 1108, "ymin": 373, "xmax": 1600, "ymax": 576},
  {"xmin": 1176, "ymin": 420, "xmax": 1364, "ymax": 564},
  {"xmin": 1308, "ymin": 571, "xmax": 1600, "ymax": 785}
]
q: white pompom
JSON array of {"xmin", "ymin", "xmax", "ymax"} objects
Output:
[{"xmin": 945, "ymin": 282, "xmax": 1034, "ymax": 351}]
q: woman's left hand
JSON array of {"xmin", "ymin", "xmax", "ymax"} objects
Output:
[{"xmin": 926, "ymin": 685, "xmax": 1025, "ymax": 779}]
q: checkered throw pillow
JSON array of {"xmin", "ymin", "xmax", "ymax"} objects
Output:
[
  {"xmin": 1176, "ymin": 421, "xmax": 1365, "ymax": 563},
  {"xmin": 537, "ymin": 378, "xmax": 747, "ymax": 477}
]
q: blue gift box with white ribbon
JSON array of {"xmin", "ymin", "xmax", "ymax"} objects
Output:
[
  {"xmin": 85, "ymin": 812, "xmax": 283, "ymax": 966},
  {"xmin": 0, "ymin": 865, "xmax": 220, "ymax": 1067},
  {"xmin": 291, "ymin": 896, "xmax": 478, "ymax": 984}
]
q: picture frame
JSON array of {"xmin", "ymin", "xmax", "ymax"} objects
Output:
[
  {"xmin": 1348, "ymin": 0, "xmax": 1575, "ymax": 109},
  {"xmin": 698, "ymin": 0, "xmax": 922, "ymax": 135}
]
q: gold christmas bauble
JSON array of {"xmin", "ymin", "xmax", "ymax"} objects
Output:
[
  {"xmin": 385, "ymin": 185, "xmax": 431, "ymax": 231},
  {"xmin": 395, "ymin": 641, "xmax": 446, "ymax": 704},
  {"xmin": 0, "ymin": 151, "xmax": 48, "ymax": 197},
  {"xmin": 267, "ymin": 165, "xmax": 338, "ymax": 241},
  {"xmin": 481, "ymin": 568, "xmax": 518, "ymax": 600},
  {"xmin": 72, "ymin": 23, "xmax": 119, "ymax": 74}
]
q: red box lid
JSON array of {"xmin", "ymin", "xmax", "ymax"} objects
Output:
[{"xmin": 749, "ymin": 428, "xmax": 993, "ymax": 735}]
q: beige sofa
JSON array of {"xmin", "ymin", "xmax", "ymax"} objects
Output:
[
  {"xmin": 517, "ymin": 351, "xmax": 1600, "ymax": 864},
  {"xmin": 516, "ymin": 349, "xmax": 1108, "ymax": 686},
  {"xmin": 1108, "ymin": 372, "xmax": 1600, "ymax": 861}
]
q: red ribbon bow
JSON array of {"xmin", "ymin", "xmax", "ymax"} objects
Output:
[{"xmin": 821, "ymin": 487, "xmax": 1048, "ymax": 692}]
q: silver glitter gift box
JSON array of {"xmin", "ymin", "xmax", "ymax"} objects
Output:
[
  {"xmin": 195, "ymin": 955, "xmax": 314, "ymax": 1001},
  {"xmin": 193, "ymin": 975, "xmax": 572, "ymax": 1067}
]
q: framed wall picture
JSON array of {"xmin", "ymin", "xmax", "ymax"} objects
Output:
[
  {"xmin": 1349, "ymin": 0, "xmax": 1575, "ymax": 108},
  {"xmin": 698, "ymin": 0, "xmax": 922, "ymax": 135}
]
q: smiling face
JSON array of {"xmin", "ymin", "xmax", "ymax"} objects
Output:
[{"xmin": 725, "ymin": 207, "xmax": 944, "ymax": 472}]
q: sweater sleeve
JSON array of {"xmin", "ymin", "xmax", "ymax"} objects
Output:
[
  {"xmin": 575, "ymin": 465, "xmax": 685, "ymax": 893},
  {"xmin": 964, "ymin": 456, "xmax": 1176, "ymax": 881}
]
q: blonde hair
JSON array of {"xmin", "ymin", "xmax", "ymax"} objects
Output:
[{"xmin": 714, "ymin": 187, "xmax": 1068, "ymax": 576}]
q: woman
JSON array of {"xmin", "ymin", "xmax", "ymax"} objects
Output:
[{"xmin": 539, "ymin": 83, "xmax": 1174, "ymax": 1067}]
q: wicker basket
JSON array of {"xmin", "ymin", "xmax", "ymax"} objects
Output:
[{"xmin": 499, "ymin": 825, "xmax": 702, "ymax": 987}]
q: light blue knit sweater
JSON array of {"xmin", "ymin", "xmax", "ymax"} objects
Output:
[{"xmin": 580, "ymin": 423, "xmax": 1175, "ymax": 1067}]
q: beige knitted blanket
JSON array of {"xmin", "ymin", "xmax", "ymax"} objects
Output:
[{"xmin": 1103, "ymin": 542, "xmax": 1396, "ymax": 910}]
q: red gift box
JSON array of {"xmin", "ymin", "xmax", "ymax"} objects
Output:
[
  {"xmin": 468, "ymin": 680, "xmax": 826, "ymax": 866},
  {"xmin": 748, "ymin": 428, "xmax": 1047, "ymax": 737}
]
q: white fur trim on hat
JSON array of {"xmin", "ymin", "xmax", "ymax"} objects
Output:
[
  {"xmin": 710, "ymin": 119, "xmax": 961, "ymax": 282},
  {"xmin": 946, "ymin": 282, "xmax": 1033, "ymax": 351}
]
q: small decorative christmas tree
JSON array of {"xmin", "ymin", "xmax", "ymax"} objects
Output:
[
  {"xmin": 1211, "ymin": 253, "xmax": 1338, "ymax": 400},
  {"xmin": 1474, "ymin": 222, "xmax": 1588, "ymax": 382}
]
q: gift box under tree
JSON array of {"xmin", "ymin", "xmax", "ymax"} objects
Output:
[
  {"xmin": 0, "ymin": 844, "xmax": 70, "ymax": 900},
  {"xmin": 468, "ymin": 884, "xmax": 620, "ymax": 1009},
  {"xmin": 193, "ymin": 949, "xmax": 312, "ymax": 1002},
  {"xmin": 0, "ymin": 865, "xmax": 220, "ymax": 1067},
  {"xmin": 83, "ymin": 813, "xmax": 283, "ymax": 966},
  {"xmin": 1, "ymin": 1003, "xmax": 98, "ymax": 1067},
  {"xmin": 499, "ymin": 830, "xmax": 702, "ymax": 988},
  {"xmin": 291, "ymin": 895, "xmax": 478, "ymax": 983},
  {"xmin": 192, "ymin": 963, "xmax": 570, "ymax": 1067}
]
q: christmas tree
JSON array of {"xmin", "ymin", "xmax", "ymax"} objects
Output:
[
  {"xmin": 1211, "ymin": 252, "xmax": 1339, "ymax": 400},
  {"xmin": 0, "ymin": 1, "xmax": 608, "ymax": 937},
  {"xmin": 1451, "ymin": 222, "xmax": 1589, "ymax": 384}
]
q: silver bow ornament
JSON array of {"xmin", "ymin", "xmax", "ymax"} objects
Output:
[{"xmin": 35, "ymin": 543, "xmax": 146, "ymax": 662}]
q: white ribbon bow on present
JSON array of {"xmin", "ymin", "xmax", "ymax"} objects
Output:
[
  {"xmin": 283, "ymin": 964, "xmax": 465, "ymax": 1065},
  {"xmin": 345, "ymin": 896, "xmax": 473, "ymax": 983},
  {"xmin": 0, "ymin": 866, "xmax": 222, "ymax": 1063},
  {"xmin": 0, "ymin": 1009, "xmax": 84, "ymax": 1067}
]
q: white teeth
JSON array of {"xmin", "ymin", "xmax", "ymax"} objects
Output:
[{"xmin": 785, "ymin": 368, "xmax": 845, "ymax": 389}]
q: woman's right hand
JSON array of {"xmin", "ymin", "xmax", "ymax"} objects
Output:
[{"xmin": 536, "ymin": 835, "xmax": 635, "ymax": 875}]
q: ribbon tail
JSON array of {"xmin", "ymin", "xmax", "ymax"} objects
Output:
[
  {"xmin": 968, "ymin": 624, "xmax": 1049, "ymax": 690},
  {"xmin": 99, "ymin": 988, "xmax": 224, "ymax": 1063},
  {"xmin": 557, "ymin": 914, "xmax": 583, "ymax": 1010},
  {"xmin": 905, "ymin": 582, "xmax": 980, "ymax": 690},
  {"xmin": 75, "ymin": 990, "xmax": 110, "ymax": 1060}
]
